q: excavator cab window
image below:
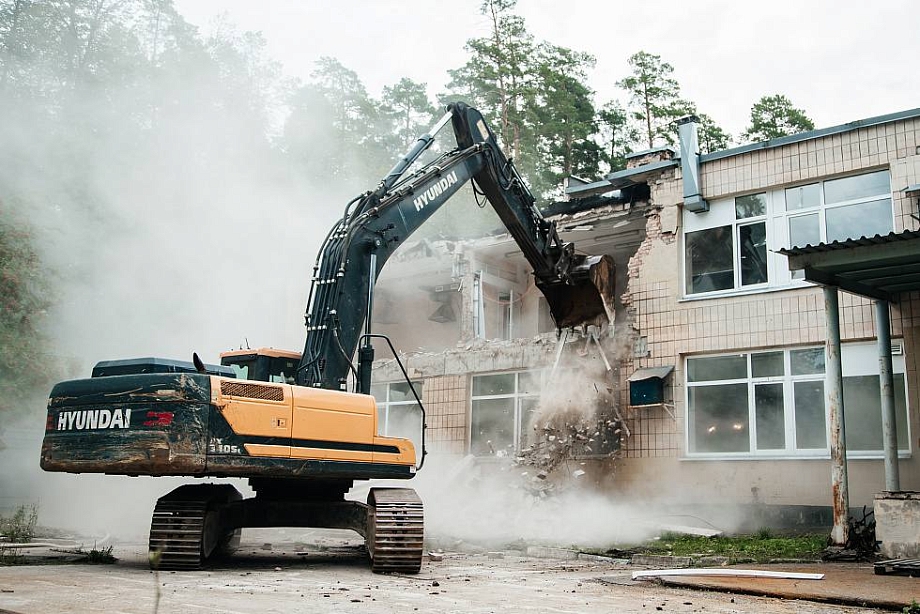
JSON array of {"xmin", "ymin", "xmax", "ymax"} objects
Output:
[
  {"xmin": 222, "ymin": 355, "xmax": 258, "ymax": 380},
  {"xmin": 221, "ymin": 353, "xmax": 299, "ymax": 383},
  {"xmin": 267, "ymin": 357, "xmax": 298, "ymax": 385}
]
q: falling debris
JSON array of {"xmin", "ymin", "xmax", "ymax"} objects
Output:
[{"xmin": 515, "ymin": 348, "xmax": 628, "ymax": 482}]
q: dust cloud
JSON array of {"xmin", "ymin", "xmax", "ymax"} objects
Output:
[
  {"xmin": 409, "ymin": 454, "xmax": 657, "ymax": 550},
  {"xmin": 0, "ymin": 14, "xmax": 353, "ymax": 537}
]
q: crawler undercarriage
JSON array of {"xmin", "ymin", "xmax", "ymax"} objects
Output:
[{"xmin": 148, "ymin": 480, "xmax": 424, "ymax": 573}]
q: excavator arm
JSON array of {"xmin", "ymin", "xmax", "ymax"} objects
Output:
[{"xmin": 297, "ymin": 102, "xmax": 614, "ymax": 391}]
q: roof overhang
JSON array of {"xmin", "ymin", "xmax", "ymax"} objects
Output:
[
  {"xmin": 779, "ymin": 230, "xmax": 920, "ymax": 301},
  {"xmin": 565, "ymin": 159, "xmax": 678, "ymax": 198}
]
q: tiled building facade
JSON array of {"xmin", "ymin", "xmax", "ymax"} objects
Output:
[{"xmin": 372, "ymin": 107, "xmax": 920, "ymax": 520}]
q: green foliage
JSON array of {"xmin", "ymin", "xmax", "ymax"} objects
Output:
[
  {"xmin": 597, "ymin": 100, "xmax": 636, "ymax": 172},
  {"xmin": 445, "ymin": 0, "xmax": 536, "ymax": 167},
  {"xmin": 380, "ymin": 77, "xmax": 437, "ymax": 151},
  {"xmin": 904, "ymin": 599, "xmax": 920, "ymax": 614},
  {"xmin": 696, "ymin": 113, "xmax": 732, "ymax": 154},
  {"xmin": 0, "ymin": 206, "xmax": 56, "ymax": 420},
  {"xmin": 81, "ymin": 544, "xmax": 116, "ymax": 564},
  {"xmin": 529, "ymin": 44, "xmax": 599, "ymax": 196},
  {"xmin": 284, "ymin": 56, "xmax": 391, "ymax": 190},
  {"xmin": 617, "ymin": 51, "xmax": 683, "ymax": 149},
  {"xmin": 640, "ymin": 531, "xmax": 827, "ymax": 563},
  {"xmin": 444, "ymin": 0, "xmax": 603, "ymax": 196},
  {"xmin": 0, "ymin": 504, "xmax": 38, "ymax": 543},
  {"xmin": 742, "ymin": 94, "xmax": 815, "ymax": 142}
]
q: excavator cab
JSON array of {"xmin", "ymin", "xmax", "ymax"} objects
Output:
[{"xmin": 220, "ymin": 348, "xmax": 301, "ymax": 384}]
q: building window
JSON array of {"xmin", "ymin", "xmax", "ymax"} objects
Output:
[
  {"xmin": 470, "ymin": 370, "xmax": 541, "ymax": 456},
  {"xmin": 685, "ymin": 343, "xmax": 909, "ymax": 457},
  {"xmin": 683, "ymin": 169, "xmax": 893, "ymax": 296},
  {"xmin": 785, "ymin": 170, "xmax": 892, "ymax": 247},
  {"xmin": 685, "ymin": 193, "xmax": 769, "ymax": 295},
  {"xmin": 371, "ymin": 381, "xmax": 423, "ymax": 462}
]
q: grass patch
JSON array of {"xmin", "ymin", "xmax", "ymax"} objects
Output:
[
  {"xmin": 582, "ymin": 531, "xmax": 828, "ymax": 564},
  {"xmin": 0, "ymin": 504, "xmax": 39, "ymax": 565},
  {"xmin": 635, "ymin": 531, "xmax": 827, "ymax": 563},
  {"xmin": 58, "ymin": 545, "xmax": 117, "ymax": 565},
  {"xmin": 81, "ymin": 545, "xmax": 117, "ymax": 564}
]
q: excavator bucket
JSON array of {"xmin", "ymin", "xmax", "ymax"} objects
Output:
[{"xmin": 538, "ymin": 254, "xmax": 616, "ymax": 330}]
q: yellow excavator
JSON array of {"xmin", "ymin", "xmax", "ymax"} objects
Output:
[{"xmin": 40, "ymin": 103, "xmax": 615, "ymax": 573}]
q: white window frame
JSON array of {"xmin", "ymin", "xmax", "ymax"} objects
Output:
[
  {"xmin": 682, "ymin": 169, "xmax": 894, "ymax": 299},
  {"xmin": 782, "ymin": 170, "xmax": 894, "ymax": 245},
  {"xmin": 469, "ymin": 370, "xmax": 541, "ymax": 456},
  {"xmin": 684, "ymin": 342, "xmax": 910, "ymax": 460},
  {"xmin": 683, "ymin": 192, "xmax": 777, "ymax": 297}
]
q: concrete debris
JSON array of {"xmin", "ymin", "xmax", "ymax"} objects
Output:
[
  {"xmin": 631, "ymin": 554, "xmax": 692, "ymax": 568},
  {"xmin": 526, "ymin": 545, "xmax": 579, "ymax": 560}
]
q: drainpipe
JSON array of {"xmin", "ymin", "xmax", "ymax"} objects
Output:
[
  {"xmin": 825, "ymin": 286, "xmax": 849, "ymax": 546},
  {"xmin": 876, "ymin": 299, "xmax": 900, "ymax": 492},
  {"xmin": 677, "ymin": 117, "xmax": 708, "ymax": 213},
  {"xmin": 472, "ymin": 271, "xmax": 484, "ymax": 339}
]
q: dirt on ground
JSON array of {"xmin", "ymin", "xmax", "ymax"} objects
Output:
[{"xmin": 0, "ymin": 529, "xmax": 892, "ymax": 614}]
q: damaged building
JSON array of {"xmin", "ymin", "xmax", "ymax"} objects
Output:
[{"xmin": 370, "ymin": 107, "xmax": 920, "ymax": 534}]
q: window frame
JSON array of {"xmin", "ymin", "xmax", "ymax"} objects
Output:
[
  {"xmin": 684, "ymin": 343, "xmax": 911, "ymax": 460},
  {"xmin": 683, "ymin": 192, "xmax": 773, "ymax": 297},
  {"xmin": 469, "ymin": 370, "xmax": 542, "ymax": 456},
  {"xmin": 682, "ymin": 169, "xmax": 894, "ymax": 299},
  {"xmin": 782, "ymin": 170, "xmax": 894, "ymax": 244}
]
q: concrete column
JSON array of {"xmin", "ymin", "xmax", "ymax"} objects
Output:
[
  {"xmin": 824, "ymin": 286, "xmax": 849, "ymax": 546},
  {"xmin": 876, "ymin": 299, "xmax": 900, "ymax": 492}
]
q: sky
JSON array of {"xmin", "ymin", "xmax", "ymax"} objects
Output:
[{"xmin": 173, "ymin": 0, "xmax": 920, "ymax": 141}]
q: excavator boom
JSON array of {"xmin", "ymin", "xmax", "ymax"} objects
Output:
[{"xmin": 297, "ymin": 102, "xmax": 614, "ymax": 391}]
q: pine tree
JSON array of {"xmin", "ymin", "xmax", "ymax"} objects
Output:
[
  {"xmin": 742, "ymin": 94, "xmax": 815, "ymax": 142},
  {"xmin": 617, "ymin": 51, "xmax": 682, "ymax": 149}
]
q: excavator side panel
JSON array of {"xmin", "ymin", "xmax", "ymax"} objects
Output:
[
  {"xmin": 201, "ymin": 381, "xmax": 417, "ymax": 479},
  {"xmin": 210, "ymin": 377, "xmax": 292, "ymax": 458}
]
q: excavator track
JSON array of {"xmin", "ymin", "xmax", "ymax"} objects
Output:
[
  {"xmin": 148, "ymin": 484, "xmax": 241, "ymax": 571},
  {"xmin": 149, "ymin": 498, "xmax": 209, "ymax": 570},
  {"xmin": 367, "ymin": 488, "xmax": 424, "ymax": 573}
]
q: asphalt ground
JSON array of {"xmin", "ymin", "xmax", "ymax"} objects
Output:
[{"xmin": 0, "ymin": 529, "xmax": 902, "ymax": 614}]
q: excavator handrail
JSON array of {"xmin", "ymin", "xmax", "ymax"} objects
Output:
[{"xmin": 359, "ymin": 333, "xmax": 427, "ymax": 471}]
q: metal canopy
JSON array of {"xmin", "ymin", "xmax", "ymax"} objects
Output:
[
  {"xmin": 628, "ymin": 366, "xmax": 674, "ymax": 381},
  {"xmin": 779, "ymin": 230, "xmax": 920, "ymax": 301}
]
